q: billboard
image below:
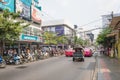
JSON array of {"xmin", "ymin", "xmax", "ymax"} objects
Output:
[
  {"xmin": 32, "ymin": 5, "xmax": 42, "ymax": 24},
  {"xmin": 34, "ymin": 0, "xmax": 39, "ymax": 3},
  {"xmin": 20, "ymin": 0, "xmax": 32, "ymax": 6},
  {"xmin": 55, "ymin": 26, "xmax": 64, "ymax": 36},
  {"xmin": 16, "ymin": 0, "xmax": 31, "ymax": 20},
  {"xmin": 0, "ymin": 0, "xmax": 15, "ymax": 12}
]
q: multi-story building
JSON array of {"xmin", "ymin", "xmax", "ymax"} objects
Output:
[
  {"xmin": 0, "ymin": 0, "xmax": 43, "ymax": 54},
  {"xmin": 42, "ymin": 20, "xmax": 75, "ymax": 48}
]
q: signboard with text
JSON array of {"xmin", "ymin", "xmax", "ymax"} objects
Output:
[
  {"xmin": 31, "ymin": 5, "xmax": 42, "ymax": 24},
  {"xmin": 55, "ymin": 26, "xmax": 64, "ymax": 36},
  {"xmin": 0, "ymin": 0, "xmax": 15, "ymax": 12},
  {"xmin": 20, "ymin": 34, "xmax": 42, "ymax": 42},
  {"xmin": 16, "ymin": 0, "xmax": 31, "ymax": 20},
  {"xmin": 20, "ymin": 0, "xmax": 32, "ymax": 6}
]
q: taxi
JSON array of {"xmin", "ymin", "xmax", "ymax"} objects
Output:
[
  {"xmin": 84, "ymin": 48, "xmax": 93, "ymax": 57},
  {"xmin": 65, "ymin": 48, "xmax": 75, "ymax": 57}
]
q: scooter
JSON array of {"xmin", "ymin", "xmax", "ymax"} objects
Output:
[
  {"xmin": 0, "ymin": 55, "xmax": 6, "ymax": 68},
  {"xmin": 13, "ymin": 54, "xmax": 21, "ymax": 65},
  {"xmin": 6, "ymin": 54, "xmax": 21, "ymax": 65}
]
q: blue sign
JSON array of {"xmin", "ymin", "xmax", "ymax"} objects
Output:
[
  {"xmin": 55, "ymin": 26, "xmax": 64, "ymax": 36},
  {"xmin": 34, "ymin": 0, "xmax": 39, "ymax": 3},
  {"xmin": 0, "ymin": 0, "xmax": 15, "ymax": 12},
  {"xmin": 20, "ymin": 4, "xmax": 31, "ymax": 20},
  {"xmin": 20, "ymin": 0, "xmax": 32, "ymax": 6},
  {"xmin": 21, "ymin": 34, "xmax": 38, "ymax": 41}
]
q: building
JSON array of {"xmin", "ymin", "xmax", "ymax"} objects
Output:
[
  {"xmin": 107, "ymin": 16, "xmax": 120, "ymax": 58},
  {"xmin": 0, "ymin": 0, "xmax": 43, "ymax": 54},
  {"xmin": 102, "ymin": 13, "xmax": 120, "ymax": 28},
  {"xmin": 41, "ymin": 20, "xmax": 75, "ymax": 47}
]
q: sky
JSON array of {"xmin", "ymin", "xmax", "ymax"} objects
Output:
[{"xmin": 40, "ymin": 0, "xmax": 120, "ymax": 39}]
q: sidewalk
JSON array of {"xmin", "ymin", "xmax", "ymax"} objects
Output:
[{"xmin": 97, "ymin": 53, "xmax": 120, "ymax": 80}]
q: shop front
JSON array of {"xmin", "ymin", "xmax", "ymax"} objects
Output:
[
  {"xmin": 4, "ymin": 34, "xmax": 42, "ymax": 54},
  {"xmin": 109, "ymin": 16, "xmax": 120, "ymax": 59},
  {"xmin": 18, "ymin": 34, "xmax": 42, "ymax": 54}
]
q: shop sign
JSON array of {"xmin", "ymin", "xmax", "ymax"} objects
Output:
[
  {"xmin": 0, "ymin": 0, "xmax": 15, "ymax": 12},
  {"xmin": 21, "ymin": 34, "xmax": 38, "ymax": 41}
]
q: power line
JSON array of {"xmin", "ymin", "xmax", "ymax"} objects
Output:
[
  {"xmin": 78, "ymin": 18, "xmax": 102, "ymax": 27},
  {"xmin": 77, "ymin": 27, "xmax": 105, "ymax": 33}
]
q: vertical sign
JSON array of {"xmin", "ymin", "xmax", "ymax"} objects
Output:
[
  {"xmin": 16, "ymin": 0, "xmax": 31, "ymax": 20},
  {"xmin": 31, "ymin": 5, "xmax": 42, "ymax": 24}
]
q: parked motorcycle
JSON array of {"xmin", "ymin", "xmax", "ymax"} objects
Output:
[
  {"xmin": 0, "ymin": 55, "xmax": 6, "ymax": 68},
  {"xmin": 6, "ymin": 54, "xmax": 21, "ymax": 65},
  {"xmin": 13, "ymin": 54, "xmax": 21, "ymax": 65}
]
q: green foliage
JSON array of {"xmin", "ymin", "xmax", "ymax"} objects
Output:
[
  {"xmin": 76, "ymin": 38, "xmax": 84, "ymax": 45},
  {"xmin": 0, "ymin": 9, "xmax": 29, "ymax": 42},
  {"xmin": 43, "ymin": 31, "xmax": 57, "ymax": 45},
  {"xmin": 73, "ymin": 36, "xmax": 85, "ymax": 46},
  {"xmin": 96, "ymin": 27, "xmax": 112, "ymax": 46},
  {"xmin": 57, "ymin": 35, "xmax": 68, "ymax": 44},
  {"xmin": 83, "ymin": 39, "xmax": 90, "ymax": 46},
  {"xmin": 43, "ymin": 31, "xmax": 68, "ymax": 45},
  {"xmin": 73, "ymin": 36, "xmax": 78, "ymax": 45}
]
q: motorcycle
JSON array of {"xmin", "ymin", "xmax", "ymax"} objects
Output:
[
  {"xmin": 6, "ymin": 54, "xmax": 21, "ymax": 65},
  {"xmin": 0, "ymin": 55, "xmax": 6, "ymax": 68},
  {"xmin": 13, "ymin": 54, "xmax": 21, "ymax": 65}
]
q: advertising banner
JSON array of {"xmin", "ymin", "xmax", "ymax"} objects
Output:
[
  {"xmin": 0, "ymin": 0, "xmax": 15, "ymax": 12},
  {"xmin": 20, "ymin": 0, "xmax": 32, "ymax": 6},
  {"xmin": 16, "ymin": 0, "xmax": 31, "ymax": 20},
  {"xmin": 55, "ymin": 26, "xmax": 64, "ymax": 36},
  {"xmin": 32, "ymin": 5, "xmax": 42, "ymax": 24},
  {"xmin": 34, "ymin": 0, "xmax": 39, "ymax": 3}
]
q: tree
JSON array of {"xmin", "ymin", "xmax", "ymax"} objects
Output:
[
  {"xmin": 0, "ymin": 9, "xmax": 29, "ymax": 52},
  {"xmin": 43, "ymin": 31, "xmax": 57, "ymax": 45},
  {"xmin": 77, "ymin": 38, "xmax": 84, "ymax": 45},
  {"xmin": 96, "ymin": 27, "xmax": 112, "ymax": 46},
  {"xmin": 43, "ymin": 31, "xmax": 68, "ymax": 46},
  {"xmin": 73, "ymin": 36, "xmax": 78, "ymax": 45},
  {"xmin": 57, "ymin": 35, "xmax": 67, "ymax": 44}
]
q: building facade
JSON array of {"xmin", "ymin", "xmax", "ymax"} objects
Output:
[
  {"xmin": 0, "ymin": 0, "xmax": 43, "ymax": 54},
  {"xmin": 102, "ymin": 13, "xmax": 120, "ymax": 28},
  {"xmin": 42, "ymin": 20, "xmax": 75, "ymax": 48}
]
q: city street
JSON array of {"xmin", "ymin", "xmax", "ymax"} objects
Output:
[{"xmin": 0, "ymin": 55, "xmax": 96, "ymax": 80}]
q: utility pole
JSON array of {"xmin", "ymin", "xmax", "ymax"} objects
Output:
[{"xmin": 111, "ymin": 11, "xmax": 113, "ymax": 19}]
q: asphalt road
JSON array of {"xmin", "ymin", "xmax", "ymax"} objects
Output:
[{"xmin": 0, "ymin": 55, "xmax": 96, "ymax": 80}]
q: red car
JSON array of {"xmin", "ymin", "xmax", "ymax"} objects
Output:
[
  {"xmin": 84, "ymin": 48, "xmax": 92, "ymax": 57},
  {"xmin": 65, "ymin": 49, "xmax": 75, "ymax": 57}
]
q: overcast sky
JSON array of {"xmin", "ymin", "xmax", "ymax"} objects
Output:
[{"xmin": 40, "ymin": 0, "xmax": 120, "ymax": 38}]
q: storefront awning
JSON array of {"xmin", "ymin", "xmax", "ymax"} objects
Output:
[{"xmin": 110, "ymin": 16, "xmax": 120, "ymax": 29}]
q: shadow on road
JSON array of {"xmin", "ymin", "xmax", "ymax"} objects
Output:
[{"xmin": 16, "ymin": 66, "xmax": 28, "ymax": 69}]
